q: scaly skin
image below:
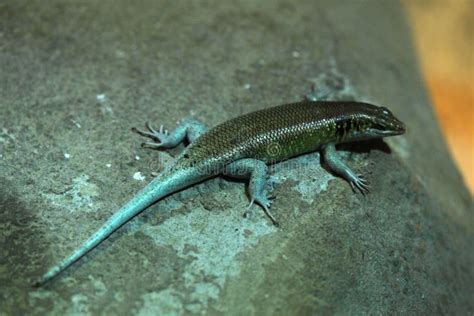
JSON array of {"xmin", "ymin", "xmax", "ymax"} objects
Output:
[{"xmin": 34, "ymin": 100, "xmax": 405, "ymax": 287}]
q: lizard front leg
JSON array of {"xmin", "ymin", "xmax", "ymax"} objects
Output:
[
  {"xmin": 132, "ymin": 118, "xmax": 207, "ymax": 149},
  {"xmin": 224, "ymin": 159, "xmax": 278, "ymax": 226},
  {"xmin": 322, "ymin": 143, "xmax": 370, "ymax": 194}
]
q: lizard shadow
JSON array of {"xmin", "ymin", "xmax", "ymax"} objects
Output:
[
  {"xmin": 222, "ymin": 138, "xmax": 392, "ymax": 194},
  {"xmin": 321, "ymin": 138, "xmax": 393, "ymax": 180},
  {"xmin": 336, "ymin": 138, "xmax": 392, "ymax": 154},
  {"xmin": 0, "ymin": 179, "xmax": 51, "ymax": 290}
]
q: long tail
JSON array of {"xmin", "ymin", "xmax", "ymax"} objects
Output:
[{"xmin": 34, "ymin": 166, "xmax": 206, "ymax": 287}]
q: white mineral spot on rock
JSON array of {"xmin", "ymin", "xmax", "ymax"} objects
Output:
[
  {"xmin": 96, "ymin": 94, "xmax": 106, "ymax": 102},
  {"xmin": 96, "ymin": 93, "xmax": 114, "ymax": 115},
  {"xmin": 71, "ymin": 120, "xmax": 81, "ymax": 128},
  {"xmin": 133, "ymin": 172, "xmax": 145, "ymax": 181}
]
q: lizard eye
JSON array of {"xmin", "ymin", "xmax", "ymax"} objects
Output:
[{"xmin": 379, "ymin": 107, "xmax": 392, "ymax": 116}]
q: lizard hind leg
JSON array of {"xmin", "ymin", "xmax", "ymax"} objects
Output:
[
  {"xmin": 224, "ymin": 159, "xmax": 279, "ymax": 226},
  {"xmin": 132, "ymin": 118, "xmax": 207, "ymax": 149}
]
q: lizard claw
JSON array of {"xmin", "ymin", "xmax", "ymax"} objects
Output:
[
  {"xmin": 156, "ymin": 124, "xmax": 169, "ymax": 136},
  {"xmin": 247, "ymin": 196, "xmax": 279, "ymax": 226},
  {"xmin": 140, "ymin": 141, "xmax": 164, "ymax": 149},
  {"xmin": 350, "ymin": 174, "xmax": 370, "ymax": 195},
  {"xmin": 132, "ymin": 123, "xmax": 174, "ymax": 149}
]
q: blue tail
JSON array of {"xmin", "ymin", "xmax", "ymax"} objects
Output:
[{"xmin": 34, "ymin": 166, "xmax": 206, "ymax": 287}]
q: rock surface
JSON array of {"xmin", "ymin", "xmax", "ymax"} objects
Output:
[{"xmin": 0, "ymin": 0, "xmax": 472, "ymax": 315}]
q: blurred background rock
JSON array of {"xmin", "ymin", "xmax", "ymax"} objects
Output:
[{"xmin": 404, "ymin": 0, "xmax": 473, "ymax": 194}]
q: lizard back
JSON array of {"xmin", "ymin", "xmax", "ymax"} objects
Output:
[{"xmin": 179, "ymin": 100, "xmax": 388, "ymax": 169}]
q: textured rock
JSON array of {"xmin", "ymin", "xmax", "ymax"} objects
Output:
[{"xmin": 0, "ymin": 0, "xmax": 472, "ymax": 315}]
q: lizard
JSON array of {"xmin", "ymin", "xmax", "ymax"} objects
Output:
[{"xmin": 34, "ymin": 98, "xmax": 405, "ymax": 287}]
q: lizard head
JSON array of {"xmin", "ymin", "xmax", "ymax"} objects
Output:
[
  {"xmin": 371, "ymin": 106, "xmax": 406, "ymax": 136},
  {"xmin": 353, "ymin": 104, "xmax": 406, "ymax": 139}
]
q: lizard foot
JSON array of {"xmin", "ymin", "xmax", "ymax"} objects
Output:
[
  {"xmin": 131, "ymin": 122, "xmax": 174, "ymax": 149},
  {"xmin": 350, "ymin": 174, "xmax": 371, "ymax": 195},
  {"xmin": 247, "ymin": 195, "xmax": 279, "ymax": 227}
]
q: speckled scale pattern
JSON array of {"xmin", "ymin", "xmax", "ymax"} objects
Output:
[{"xmin": 180, "ymin": 101, "xmax": 375, "ymax": 168}]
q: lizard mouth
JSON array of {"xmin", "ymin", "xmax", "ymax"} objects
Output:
[
  {"xmin": 381, "ymin": 129, "xmax": 405, "ymax": 136},
  {"xmin": 365, "ymin": 125, "xmax": 405, "ymax": 138},
  {"xmin": 391, "ymin": 121, "xmax": 406, "ymax": 135},
  {"xmin": 374, "ymin": 119, "xmax": 406, "ymax": 136}
]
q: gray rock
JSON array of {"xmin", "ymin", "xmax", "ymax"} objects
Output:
[{"xmin": 0, "ymin": 0, "xmax": 472, "ymax": 315}]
